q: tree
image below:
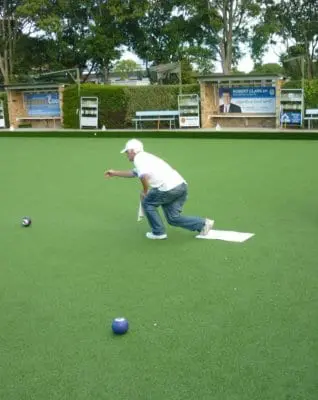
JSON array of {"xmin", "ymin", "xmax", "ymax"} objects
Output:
[
  {"xmin": 114, "ymin": 59, "xmax": 140, "ymax": 79},
  {"xmin": 128, "ymin": 1, "xmax": 184, "ymax": 67},
  {"xmin": 13, "ymin": 36, "xmax": 61, "ymax": 79},
  {"xmin": 0, "ymin": 0, "xmax": 28, "ymax": 84},
  {"xmin": 17, "ymin": 0, "xmax": 92, "ymax": 73},
  {"xmin": 186, "ymin": 46, "xmax": 215, "ymax": 74},
  {"xmin": 175, "ymin": 0, "xmax": 261, "ymax": 74},
  {"xmin": 180, "ymin": 58, "xmax": 196, "ymax": 84},
  {"xmin": 251, "ymin": 62, "xmax": 283, "ymax": 75},
  {"xmin": 16, "ymin": 0, "xmax": 149, "ymax": 82},
  {"xmin": 127, "ymin": 0, "xmax": 217, "ymax": 82},
  {"xmin": 252, "ymin": 0, "xmax": 318, "ymax": 79},
  {"xmin": 88, "ymin": 0, "xmax": 148, "ymax": 81}
]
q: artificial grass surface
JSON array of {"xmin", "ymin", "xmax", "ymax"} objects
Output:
[{"xmin": 0, "ymin": 136, "xmax": 318, "ymax": 400}]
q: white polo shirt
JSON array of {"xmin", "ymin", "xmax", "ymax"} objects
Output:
[{"xmin": 133, "ymin": 151, "xmax": 186, "ymax": 191}]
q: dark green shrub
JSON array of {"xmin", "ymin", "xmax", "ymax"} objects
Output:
[{"xmin": 63, "ymin": 83, "xmax": 199, "ymax": 129}]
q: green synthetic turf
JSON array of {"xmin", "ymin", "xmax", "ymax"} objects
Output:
[{"xmin": 0, "ymin": 137, "xmax": 317, "ymax": 400}]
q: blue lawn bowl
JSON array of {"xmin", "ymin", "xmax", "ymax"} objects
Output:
[
  {"xmin": 21, "ymin": 217, "xmax": 32, "ymax": 227},
  {"xmin": 112, "ymin": 317, "xmax": 129, "ymax": 335}
]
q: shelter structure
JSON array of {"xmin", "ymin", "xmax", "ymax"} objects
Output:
[
  {"xmin": 198, "ymin": 74, "xmax": 284, "ymax": 129},
  {"xmin": 4, "ymin": 83, "xmax": 64, "ymax": 129}
]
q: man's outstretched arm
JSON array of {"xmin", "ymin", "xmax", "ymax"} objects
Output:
[{"xmin": 104, "ymin": 169, "xmax": 135, "ymax": 178}]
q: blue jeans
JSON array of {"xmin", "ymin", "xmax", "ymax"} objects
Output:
[{"xmin": 142, "ymin": 183, "xmax": 205, "ymax": 235}]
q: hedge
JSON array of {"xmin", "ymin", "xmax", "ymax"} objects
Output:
[
  {"xmin": 282, "ymin": 79, "xmax": 318, "ymax": 108},
  {"xmin": 63, "ymin": 83, "xmax": 200, "ymax": 129}
]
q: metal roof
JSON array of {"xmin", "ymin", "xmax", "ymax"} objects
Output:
[
  {"xmin": 1, "ymin": 83, "xmax": 65, "ymax": 91},
  {"xmin": 198, "ymin": 73, "xmax": 284, "ymax": 83}
]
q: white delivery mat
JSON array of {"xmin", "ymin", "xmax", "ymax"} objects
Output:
[
  {"xmin": 196, "ymin": 229, "xmax": 254, "ymax": 243},
  {"xmin": 137, "ymin": 202, "xmax": 254, "ymax": 243}
]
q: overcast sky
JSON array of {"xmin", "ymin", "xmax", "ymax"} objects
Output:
[{"xmin": 235, "ymin": 46, "xmax": 281, "ymax": 73}]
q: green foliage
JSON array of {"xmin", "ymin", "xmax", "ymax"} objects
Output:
[
  {"xmin": 282, "ymin": 79, "xmax": 318, "ymax": 108},
  {"xmin": 62, "ymin": 87, "xmax": 81, "ymax": 129},
  {"xmin": 16, "ymin": 0, "xmax": 146, "ymax": 76},
  {"xmin": 63, "ymin": 84, "xmax": 128, "ymax": 129},
  {"xmin": 63, "ymin": 83, "xmax": 199, "ymax": 129},
  {"xmin": 252, "ymin": 63, "xmax": 283, "ymax": 75},
  {"xmin": 0, "ymin": 0, "xmax": 29, "ymax": 83},
  {"xmin": 304, "ymin": 80, "xmax": 318, "ymax": 108},
  {"xmin": 231, "ymin": 68, "xmax": 247, "ymax": 75},
  {"xmin": 253, "ymin": 0, "xmax": 318, "ymax": 79},
  {"xmin": 129, "ymin": 1, "xmax": 185, "ymax": 65},
  {"xmin": 114, "ymin": 60, "xmax": 140, "ymax": 80},
  {"xmin": 1, "ymin": 0, "xmax": 316, "ymax": 86},
  {"xmin": 186, "ymin": 46, "xmax": 215, "ymax": 74},
  {"xmin": 124, "ymin": 84, "xmax": 199, "ymax": 126},
  {"xmin": 251, "ymin": 17, "xmax": 278, "ymax": 62},
  {"xmin": 180, "ymin": 59, "xmax": 197, "ymax": 84},
  {"xmin": 174, "ymin": 0, "xmax": 262, "ymax": 73},
  {"xmin": 17, "ymin": 0, "xmax": 91, "ymax": 71}
]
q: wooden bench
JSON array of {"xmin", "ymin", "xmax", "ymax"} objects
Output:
[
  {"xmin": 16, "ymin": 116, "xmax": 61, "ymax": 128},
  {"xmin": 132, "ymin": 110, "xmax": 179, "ymax": 130},
  {"xmin": 304, "ymin": 109, "xmax": 318, "ymax": 129},
  {"xmin": 209, "ymin": 113, "xmax": 276, "ymax": 127}
]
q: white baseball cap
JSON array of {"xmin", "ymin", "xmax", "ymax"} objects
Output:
[{"xmin": 120, "ymin": 139, "xmax": 144, "ymax": 154}]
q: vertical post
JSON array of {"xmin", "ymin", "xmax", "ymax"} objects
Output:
[
  {"xmin": 276, "ymin": 78, "xmax": 281, "ymax": 129},
  {"xmin": 301, "ymin": 56, "xmax": 305, "ymax": 128},
  {"xmin": 76, "ymin": 68, "xmax": 80, "ymax": 97},
  {"xmin": 179, "ymin": 61, "xmax": 182, "ymax": 95},
  {"xmin": 7, "ymin": 89, "xmax": 13, "ymax": 128},
  {"xmin": 77, "ymin": 68, "xmax": 81, "ymax": 129}
]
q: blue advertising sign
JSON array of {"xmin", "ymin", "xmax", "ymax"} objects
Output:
[
  {"xmin": 219, "ymin": 87, "xmax": 276, "ymax": 114},
  {"xmin": 280, "ymin": 111, "xmax": 302, "ymax": 125},
  {"xmin": 24, "ymin": 92, "xmax": 60, "ymax": 116}
]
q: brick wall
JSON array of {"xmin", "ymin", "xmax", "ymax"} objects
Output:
[
  {"xmin": 200, "ymin": 81, "xmax": 280, "ymax": 129},
  {"xmin": 7, "ymin": 87, "xmax": 64, "ymax": 128}
]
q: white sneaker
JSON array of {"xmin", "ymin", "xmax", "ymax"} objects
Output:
[
  {"xmin": 146, "ymin": 232, "xmax": 167, "ymax": 240},
  {"xmin": 200, "ymin": 219, "xmax": 214, "ymax": 236}
]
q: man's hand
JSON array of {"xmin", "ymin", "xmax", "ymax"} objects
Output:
[
  {"xmin": 140, "ymin": 190, "xmax": 148, "ymax": 200},
  {"xmin": 104, "ymin": 169, "xmax": 115, "ymax": 178},
  {"xmin": 140, "ymin": 175, "xmax": 150, "ymax": 195}
]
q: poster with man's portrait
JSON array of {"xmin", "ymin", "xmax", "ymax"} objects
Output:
[{"xmin": 219, "ymin": 87, "xmax": 276, "ymax": 114}]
